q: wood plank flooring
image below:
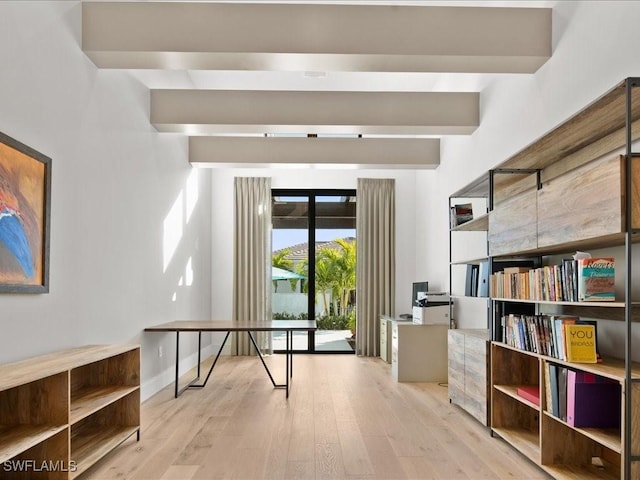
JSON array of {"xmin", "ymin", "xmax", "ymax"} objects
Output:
[{"xmin": 83, "ymin": 354, "xmax": 550, "ymax": 480}]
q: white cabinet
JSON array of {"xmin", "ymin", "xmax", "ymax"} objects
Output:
[{"xmin": 391, "ymin": 322, "xmax": 448, "ymax": 382}]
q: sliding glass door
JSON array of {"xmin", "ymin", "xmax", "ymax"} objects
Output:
[{"xmin": 272, "ymin": 189, "xmax": 356, "ymax": 353}]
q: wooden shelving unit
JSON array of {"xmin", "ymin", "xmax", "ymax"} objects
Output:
[
  {"xmin": 492, "ymin": 341, "xmax": 638, "ymax": 480},
  {"xmin": 0, "ymin": 345, "xmax": 140, "ymax": 479},
  {"xmin": 452, "ymin": 77, "xmax": 640, "ymax": 479}
]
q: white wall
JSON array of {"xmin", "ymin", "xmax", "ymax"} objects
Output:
[
  {"xmin": 210, "ymin": 167, "xmax": 429, "ymax": 323},
  {"xmin": 426, "ymin": 1, "xmax": 640, "ymax": 347},
  {"xmin": 0, "ymin": 2, "xmax": 212, "ymax": 399}
]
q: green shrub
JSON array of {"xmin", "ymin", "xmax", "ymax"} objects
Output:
[{"xmin": 316, "ymin": 315, "xmax": 351, "ymax": 330}]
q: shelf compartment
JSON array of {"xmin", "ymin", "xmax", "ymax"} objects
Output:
[
  {"xmin": 492, "ymin": 387, "xmax": 541, "ymax": 459},
  {"xmin": 542, "ymin": 462, "xmax": 620, "ymax": 480},
  {"xmin": 70, "ymin": 349, "xmax": 140, "ymax": 395},
  {"xmin": 70, "ymin": 425, "xmax": 139, "ymax": 479},
  {"xmin": 0, "ymin": 424, "xmax": 68, "ymax": 464},
  {"xmin": 2, "ymin": 429, "xmax": 69, "ymax": 480},
  {"xmin": 70, "ymin": 385, "xmax": 139, "ymax": 425},
  {"xmin": 491, "ymin": 426, "xmax": 540, "ymax": 463},
  {"xmin": 70, "ymin": 391, "xmax": 140, "ymax": 478},
  {"xmin": 451, "ymin": 213, "xmax": 488, "ymax": 232},
  {"xmin": 492, "ymin": 343, "xmax": 539, "ymax": 386},
  {"xmin": 543, "ymin": 411, "xmax": 621, "ymax": 454},
  {"xmin": 494, "ymin": 384, "xmax": 540, "ymax": 410},
  {"xmin": 541, "ymin": 413, "xmax": 620, "ymax": 480}
]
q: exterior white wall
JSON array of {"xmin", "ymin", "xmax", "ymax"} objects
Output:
[
  {"xmin": 426, "ymin": 1, "xmax": 640, "ymax": 344},
  {"xmin": 211, "ymin": 168, "xmax": 425, "ymax": 322},
  {"xmin": 0, "ymin": 2, "xmax": 212, "ymax": 399}
]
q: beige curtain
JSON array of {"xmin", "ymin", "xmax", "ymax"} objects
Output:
[
  {"xmin": 355, "ymin": 178, "xmax": 395, "ymax": 357},
  {"xmin": 233, "ymin": 177, "xmax": 272, "ymax": 355}
]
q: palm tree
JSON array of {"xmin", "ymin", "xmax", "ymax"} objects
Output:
[
  {"xmin": 316, "ymin": 239, "xmax": 356, "ymax": 317},
  {"xmin": 272, "ymin": 248, "xmax": 294, "ymax": 293}
]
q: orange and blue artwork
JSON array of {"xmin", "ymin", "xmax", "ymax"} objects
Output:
[{"xmin": 0, "ymin": 133, "xmax": 50, "ymax": 292}]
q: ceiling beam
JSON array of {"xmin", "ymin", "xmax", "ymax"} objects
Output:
[
  {"xmin": 189, "ymin": 136, "xmax": 440, "ymax": 169},
  {"xmin": 82, "ymin": 2, "xmax": 551, "ymax": 73},
  {"xmin": 152, "ymin": 90, "xmax": 478, "ymax": 135}
]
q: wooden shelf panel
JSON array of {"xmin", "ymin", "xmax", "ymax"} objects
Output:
[
  {"xmin": 491, "ymin": 297, "xmax": 635, "ymax": 308},
  {"xmin": 71, "ymin": 425, "xmax": 139, "ymax": 479},
  {"xmin": 543, "ymin": 411, "xmax": 621, "ymax": 454},
  {"xmin": 0, "ymin": 424, "xmax": 68, "ymax": 464},
  {"xmin": 70, "ymin": 386, "xmax": 139, "ymax": 425},
  {"xmin": 0, "ymin": 345, "xmax": 139, "ymax": 392},
  {"xmin": 451, "ymin": 213, "xmax": 488, "ymax": 232},
  {"xmin": 494, "ymin": 384, "xmax": 540, "ymax": 410},
  {"xmin": 492, "ymin": 427, "xmax": 540, "ymax": 462},
  {"xmin": 493, "ymin": 342, "xmax": 640, "ymax": 381},
  {"xmin": 542, "ymin": 462, "xmax": 620, "ymax": 480}
]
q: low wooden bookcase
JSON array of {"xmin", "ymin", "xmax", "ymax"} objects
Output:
[{"xmin": 0, "ymin": 344, "xmax": 140, "ymax": 479}]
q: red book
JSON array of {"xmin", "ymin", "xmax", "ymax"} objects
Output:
[{"xmin": 517, "ymin": 385, "xmax": 540, "ymax": 406}]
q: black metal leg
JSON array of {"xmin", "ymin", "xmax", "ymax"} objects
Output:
[
  {"xmin": 247, "ymin": 331, "xmax": 285, "ymax": 389},
  {"xmin": 286, "ymin": 330, "xmax": 290, "ymax": 398},
  {"xmin": 170, "ymin": 327, "xmax": 303, "ymax": 400},
  {"xmin": 187, "ymin": 331, "xmax": 230, "ymax": 390},
  {"xmin": 174, "ymin": 331, "xmax": 180, "ymax": 398},
  {"xmin": 289, "ymin": 330, "xmax": 293, "ymax": 378},
  {"xmin": 175, "ymin": 331, "xmax": 230, "ymax": 398},
  {"xmin": 196, "ymin": 331, "xmax": 202, "ymax": 378}
]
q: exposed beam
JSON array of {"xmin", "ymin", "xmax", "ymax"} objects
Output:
[
  {"xmin": 189, "ymin": 136, "xmax": 440, "ymax": 169},
  {"xmin": 82, "ymin": 2, "xmax": 551, "ymax": 73},
  {"xmin": 153, "ymin": 90, "xmax": 478, "ymax": 135}
]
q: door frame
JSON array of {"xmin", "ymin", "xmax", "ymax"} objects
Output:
[{"xmin": 272, "ymin": 188, "xmax": 356, "ymax": 354}]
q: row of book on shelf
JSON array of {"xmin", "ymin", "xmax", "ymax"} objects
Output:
[
  {"xmin": 500, "ymin": 314, "xmax": 599, "ymax": 363},
  {"xmin": 516, "ymin": 365, "xmax": 621, "ymax": 429},
  {"xmin": 491, "ymin": 257, "xmax": 615, "ymax": 302}
]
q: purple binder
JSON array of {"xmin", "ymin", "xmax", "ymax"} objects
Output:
[{"xmin": 566, "ymin": 370, "xmax": 621, "ymax": 428}]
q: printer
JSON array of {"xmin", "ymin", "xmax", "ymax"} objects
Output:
[{"xmin": 412, "ymin": 292, "xmax": 450, "ymax": 325}]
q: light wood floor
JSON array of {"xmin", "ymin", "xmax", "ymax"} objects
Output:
[{"xmin": 84, "ymin": 354, "xmax": 549, "ymax": 480}]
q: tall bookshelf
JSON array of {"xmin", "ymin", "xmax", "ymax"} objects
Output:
[
  {"xmin": 447, "ymin": 194, "xmax": 491, "ymax": 425},
  {"xmin": 450, "ymin": 77, "xmax": 640, "ymax": 479}
]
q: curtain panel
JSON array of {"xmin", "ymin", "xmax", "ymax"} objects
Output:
[
  {"xmin": 233, "ymin": 177, "xmax": 272, "ymax": 355},
  {"xmin": 355, "ymin": 178, "xmax": 395, "ymax": 357}
]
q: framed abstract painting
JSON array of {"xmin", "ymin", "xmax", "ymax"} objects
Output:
[{"xmin": 0, "ymin": 131, "xmax": 51, "ymax": 293}]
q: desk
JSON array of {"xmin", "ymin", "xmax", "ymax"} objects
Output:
[{"xmin": 145, "ymin": 320, "xmax": 317, "ymax": 398}]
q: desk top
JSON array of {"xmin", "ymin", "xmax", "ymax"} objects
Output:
[{"xmin": 145, "ymin": 319, "xmax": 317, "ymax": 332}]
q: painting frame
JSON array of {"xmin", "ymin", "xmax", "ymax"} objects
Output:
[{"xmin": 0, "ymin": 131, "xmax": 51, "ymax": 293}]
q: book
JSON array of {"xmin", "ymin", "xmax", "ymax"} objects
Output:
[
  {"xmin": 478, "ymin": 261, "xmax": 489, "ymax": 297},
  {"xmin": 451, "ymin": 203, "xmax": 473, "ymax": 227},
  {"xmin": 517, "ymin": 385, "xmax": 540, "ymax": 406},
  {"xmin": 577, "ymin": 257, "xmax": 615, "ymax": 302},
  {"xmin": 558, "ymin": 366, "xmax": 568, "ymax": 421},
  {"xmin": 576, "ymin": 319, "xmax": 600, "ymax": 359},
  {"xmin": 552, "ymin": 315, "xmax": 578, "ymax": 361},
  {"xmin": 464, "ymin": 264, "xmax": 478, "ymax": 296},
  {"xmin": 548, "ymin": 363, "xmax": 559, "ymax": 417},
  {"xmin": 564, "ymin": 324, "xmax": 597, "ymax": 363},
  {"xmin": 566, "ymin": 370, "xmax": 621, "ymax": 428}
]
